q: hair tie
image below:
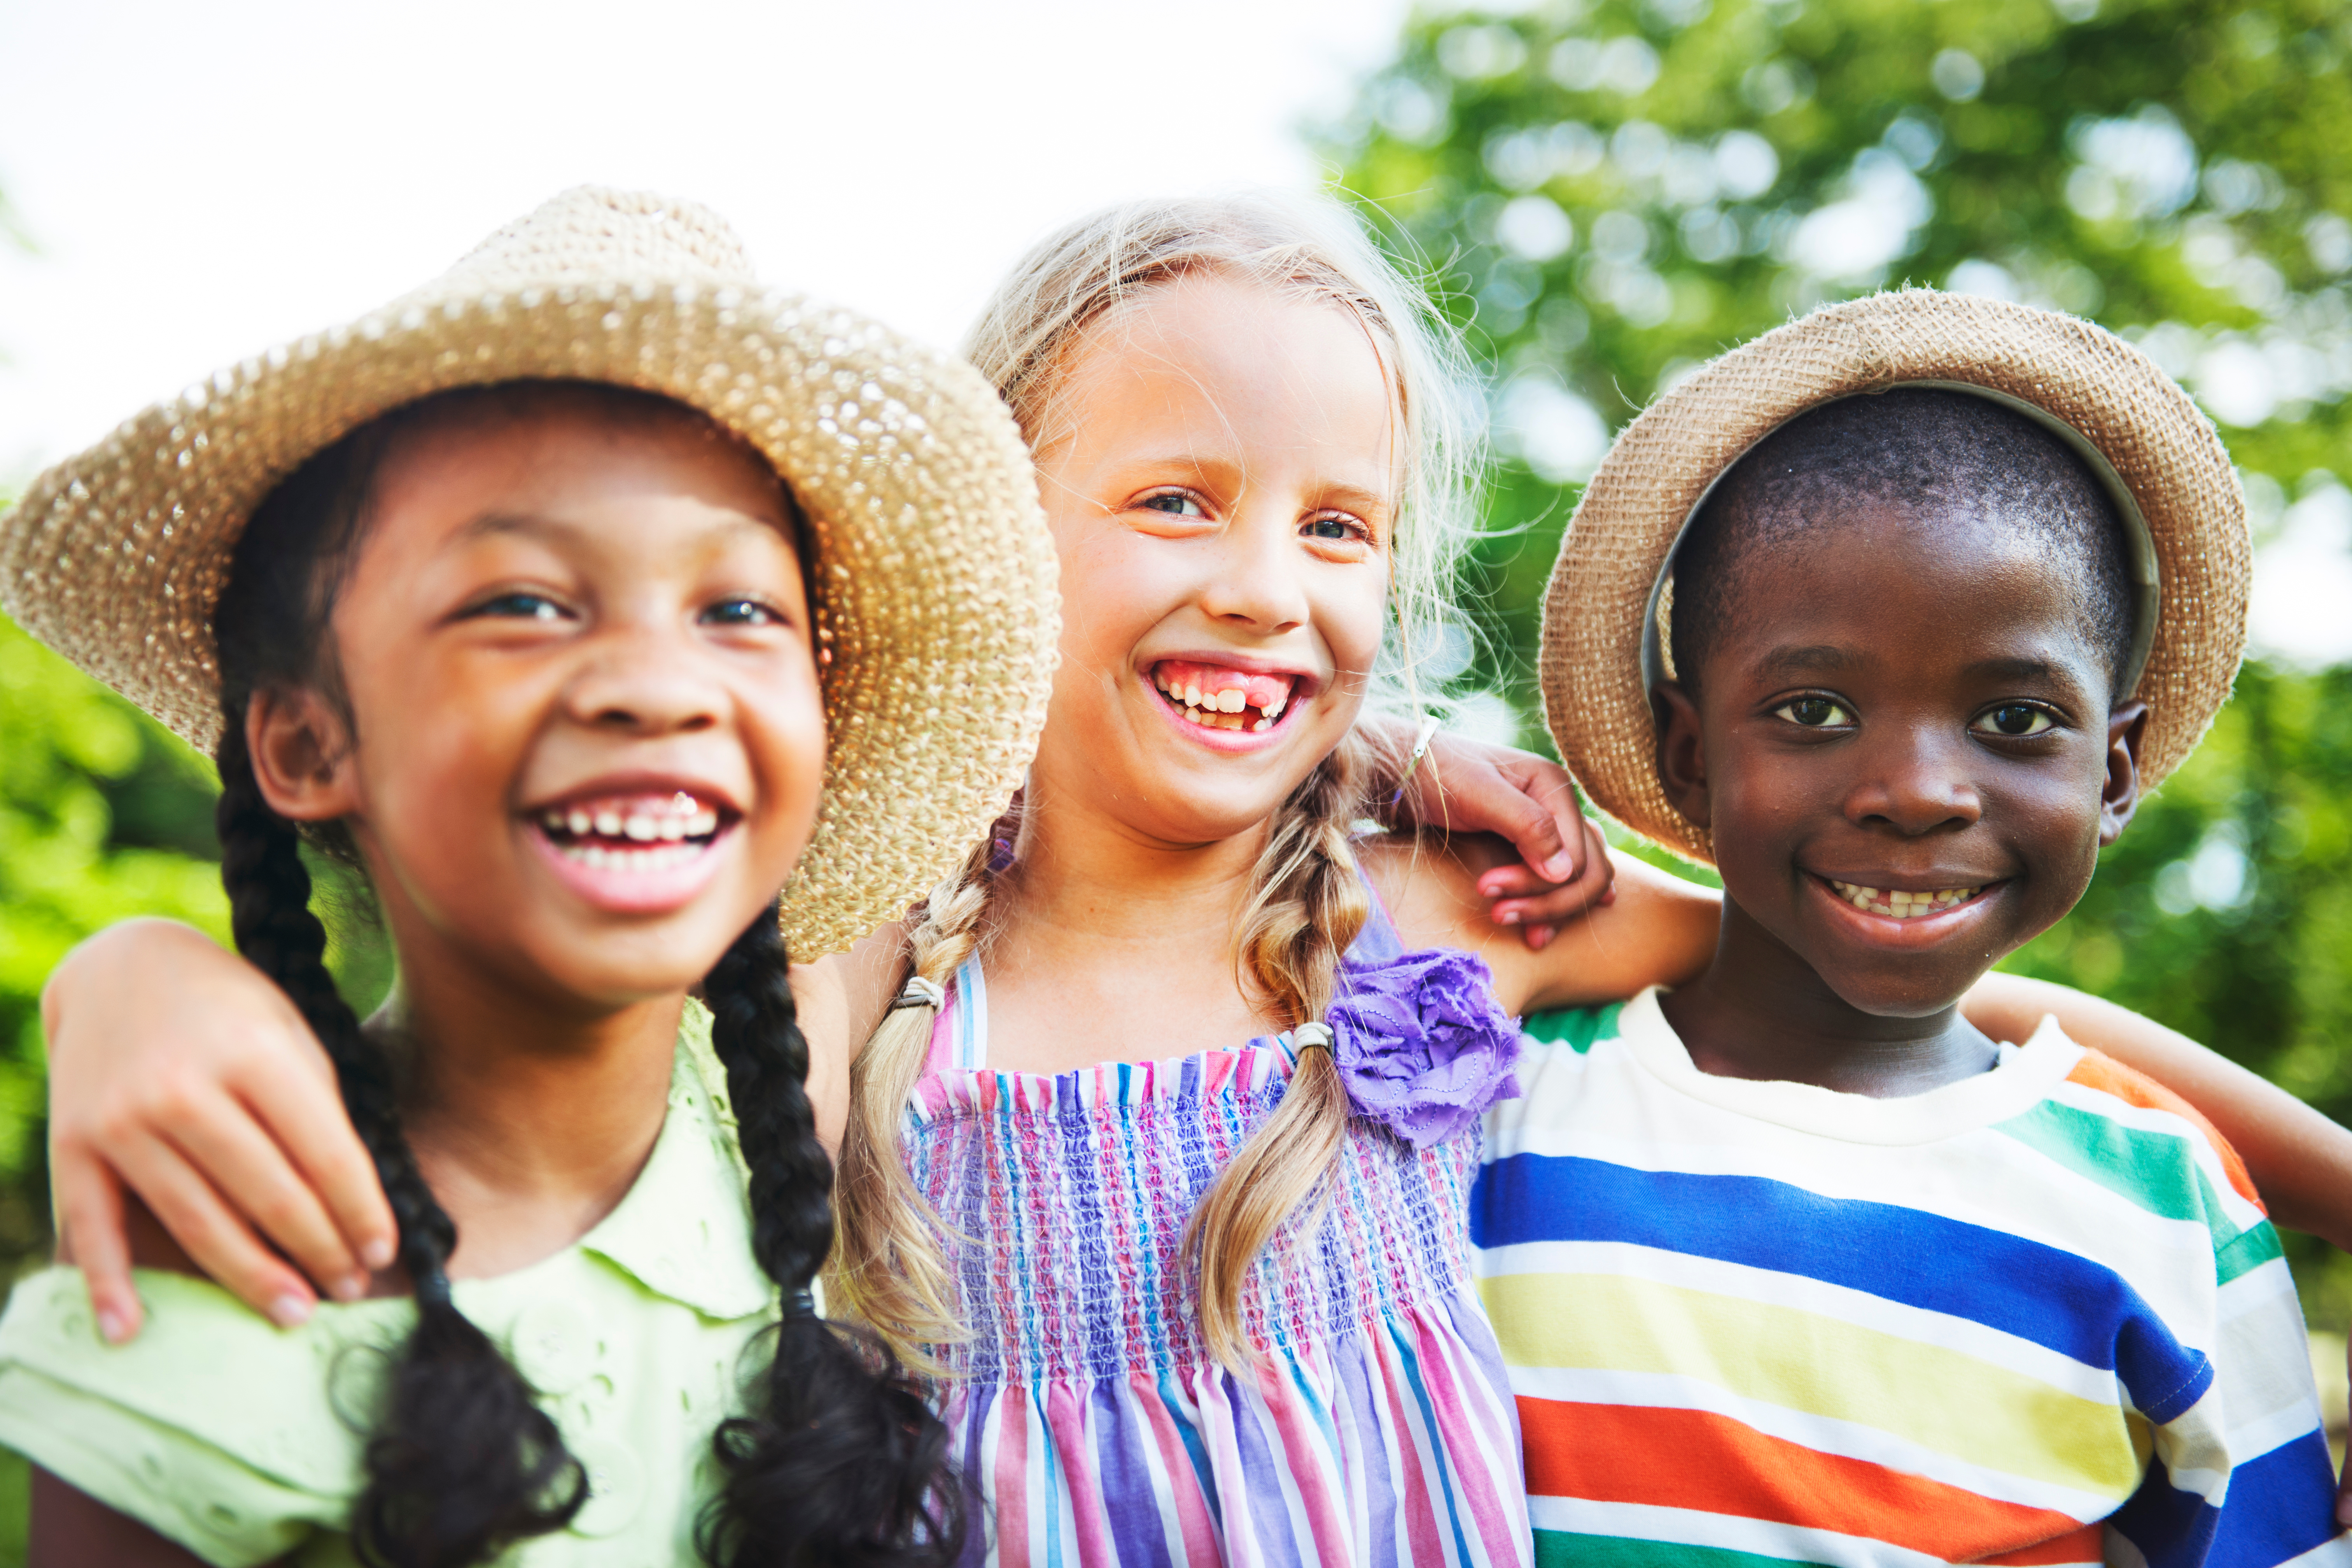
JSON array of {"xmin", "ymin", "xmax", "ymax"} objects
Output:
[
  {"xmin": 1388, "ymin": 714, "xmax": 1444, "ymax": 807},
  {"xmin": 1292, "ymin": 1022, "xmax": 1335, "ymax": 1052},
  {"xmin": 889, "ymin": 975, "xmax": 945, "ymax": 1012},
  {"xmin": 786, "ymin": 1287, "xmax": 818, "ymax": 1318}
]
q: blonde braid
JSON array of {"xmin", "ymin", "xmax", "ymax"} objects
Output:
[
  {"xmin": 831, "ymin": 830, "xmax": 1002, "ymax": 1367},
  {"xmin": 1187, "ymin": 733, "xmax": 1372, "ymax": 1369}
]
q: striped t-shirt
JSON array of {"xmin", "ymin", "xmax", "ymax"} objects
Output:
[{"xmin": 1471, "ymin": 987, "xmax": 2347, "ymax": 1568}]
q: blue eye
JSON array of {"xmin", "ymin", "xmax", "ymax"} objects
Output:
[
  {"xmin": 701, "ymin": 598, "xmax": 781, "ymax": 627},
  {"xmin": 1304, "ymin": 515, "xmax": 1362, "ymax": 541},
  {"xmin": 473, "ymin": 592, "xmax": 566, "ymax": 621},
  {"xmin": 1139, "ymin": 492, "xmax": 1205, "ymax": 517},
  {"xmin": 1972, "ymin": 704, "xmax": 2055, "ymax": 737},
  {"xmin": 1773, "ymin": 696, "xmax": 1854, "ymax": 727}
]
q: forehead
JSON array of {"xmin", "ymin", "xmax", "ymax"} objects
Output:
[
  {"xmin": 1703, "ymin": 499, "xmax": 2106, "ymax": 677},
  {"xmin": 1045, "ymin": 272, "xmax": 1400, "ymax": 484}
]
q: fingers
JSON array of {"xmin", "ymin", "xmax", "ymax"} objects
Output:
[
  {"xmin": 167, "ymin": 1081, "xmax": 379, "ymax": 1301},
  {"xmin": 50, "ymin": 1146, "xmax": 141, "ymax": 1343},
  {"xmin": 104, "ymin": 1130, "xmax": 320, "ymax": 1327},
  {"xmin": 1486, "ymin": 820, "xmax": 1619, "ymax": 947},
  {"xmin": 240, "ymin": 1063, "xmax": 396, "ymax": 1278}
]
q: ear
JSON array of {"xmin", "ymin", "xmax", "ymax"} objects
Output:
[
  {"xmin": 2097, "ymin": 700, "xmax": 2149, "ymax": 847},
  {"xmin": 1650, "ymin": 680, "xmax": 1712, "ymax": 830},
  {"xmin": 247, "ymin": 688, "xmax": 362, "ymax": 823}
]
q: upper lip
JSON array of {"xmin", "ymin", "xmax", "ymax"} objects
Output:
[
  {"xmin": 521, "ymin": 771, "xmax": 744, "ymax": 819},
  {"xmin": 1140, "ymin": 649, "xmax": 1323, "ymax": 694}
]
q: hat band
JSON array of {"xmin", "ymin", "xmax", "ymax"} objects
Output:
[{"xmin": 1639, "ymin": 379, "xmax": 2163, "ymax": 700}]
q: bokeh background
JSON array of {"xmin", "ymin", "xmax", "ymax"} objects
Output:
[{"xmin": 2, "ymin": 0, "xmax": 2348, "ymax": 1548}]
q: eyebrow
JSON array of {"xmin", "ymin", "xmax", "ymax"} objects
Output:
[
  {"xmin": 1748, "ymin": 644, "xmax": 1857, "ymax": 681},
  {"xmin": 1962, "ymin": 654, "xmax": 2067, "ymax": 684}
]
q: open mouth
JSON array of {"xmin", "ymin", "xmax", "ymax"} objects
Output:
[
  {"xmin": 1150, "ymin": 660, "xmax": 1300, "ymax": 733},
  {"xmin": 531, "ymin": 790, "xmax": 728, "ymax": 872},
  {"xmin": 1824, "ymin": 879, "xmax": 1990, "ymax": 920}
]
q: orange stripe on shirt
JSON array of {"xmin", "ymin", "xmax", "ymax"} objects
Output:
[
  {"xmin": 1980, "ymin": 1521, "xmax": 2105, "ymax": 1564},
  {"xmin": 1520, "ymin": 1398, "xmax": 2089, "ymax": 1560},
  {"xmin": 2066, "ymin": 1049, "xmax": 2263, "ymax": 1208}
]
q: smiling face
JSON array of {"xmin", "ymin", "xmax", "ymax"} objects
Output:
[
  {"xmin": 1656, "ymin": 500, "xmax": 2146, "ymax": 1019},
  {"xmin": 256, "ymin": 393, "xmax": 824, "ymax": 1015},
  {"xmin": 1025, "ymin": 271, "xmax": 1399, "ymax": 848}
]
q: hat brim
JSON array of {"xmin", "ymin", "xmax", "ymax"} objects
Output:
[
  {"xmin": 2, "ymin": 278, "xmax": 1060, "ymax": 958},
  {"xmin": 1540, "ymin": 289, "xmax": 2248, "ymax": 867}
]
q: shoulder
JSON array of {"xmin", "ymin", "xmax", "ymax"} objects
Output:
[
  {"xmin": 2035, "ymin": 1046, "xmax": 2264, "ymax": 1211},
  {"xmin": 0, "ymin": 1266, "xmax": 365, "ymax": 1562}
]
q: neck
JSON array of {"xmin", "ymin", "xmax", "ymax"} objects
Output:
[
  {"xmin": 1657, "ymin": 897, "xmax": 1997, "ymax": 1098},
  {"xmin": 997, "ymin": 777, "xmax": 1272, "ymax": 956},
  {"xmin": 371, "ymin": 951, "xmax": 681, "ymax": 1279}
]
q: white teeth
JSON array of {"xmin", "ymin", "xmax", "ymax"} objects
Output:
[
  {"xmin": 593, "ymin": 810, "xmax": 622, "ymax": 836},
  {"xmin": 1254, "ymin": 718, "xmax": 1271, "ymax": 731},
  {"xmin": 658, "ymin": 816, "xmax": 686, "ymax": 841},
  {"xmin": 690, "ymin": 808, "xmax": 719, "ymax": 835},
  {"xmin": 1262, "ymin": 693, "xmax": 1286, "ymax": 719},
  {"xmin": 565, "ymin": 810, "xmax": 589, "ymax": 835},
  {"xmin": 542, "ymin": 810, "xmax": 565, "ymax": 830},
  {"xmin": 1827, "ymin": 880, "xmax": 1984, "ymax": 919},
  {"xmin": 1184, "ymin": 684, "xmax": 1203, "ymax": 707},
  {"xmin": 562, "ymin": 842, "xmax": 701, "ymax": 873},
  {"xmin": 623, "ymin": 814, "xmax": 658, "ymax": 841},
  {"xmin": 1217, "ymin": 688, "xmax": 1246, "ymax": 713}
]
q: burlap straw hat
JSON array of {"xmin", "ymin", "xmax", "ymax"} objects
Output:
[
  {"xmin": 1540, "ymin": 289, "xmax": 2249, "ymax": 866},
  {"xmin": 0, "ymin": 186, "xmax": 1060, "ymax": 957}
]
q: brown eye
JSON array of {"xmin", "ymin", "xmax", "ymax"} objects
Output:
[
  {"xmin": 1774, "ymin": 696, "xmax": 1852, "ymax": 727},
  {"xmin": 1973, "ymin": 704, "xmax": 2054, "ymax": 737}
]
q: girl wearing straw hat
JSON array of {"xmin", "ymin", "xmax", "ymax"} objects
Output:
[{"xmin": 0, "ymin": 187, "xmax": 1060, "ymax": 1565}]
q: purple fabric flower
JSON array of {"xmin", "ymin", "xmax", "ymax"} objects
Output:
[{"xmin": 1325, "ymin": 948, "xmax": 1521, "ymax": 1147}]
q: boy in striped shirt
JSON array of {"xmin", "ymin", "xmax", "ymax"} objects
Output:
[{"xmin": 1479, "ymin": 297, "xmax": 2347, "ymax": 1566}]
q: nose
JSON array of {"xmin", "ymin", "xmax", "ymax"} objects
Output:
[
  {"xmin": 1196, "ymin": 502, "xmax": 1311, "ymax": 633},
  {"xmin": 1843, "ymin": 723, "xmax": 1982, "ymax": 836},
  {"xmin": 560, "ymin": 622, "xmax": 723, "ymax": 735}
]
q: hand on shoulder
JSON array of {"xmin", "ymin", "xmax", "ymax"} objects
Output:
[{"xmin": 1363, "ymin": 832, "xmax": 1720, "ymax": 1016}]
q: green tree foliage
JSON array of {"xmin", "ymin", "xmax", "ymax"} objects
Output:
[
  {"xmin": 0, "ymin": 610, "xmax": 230, "ymax": 1280},
  {"xmin": 1328, "ymin": 0, "xmax": 2352, "ymax": 1305}
]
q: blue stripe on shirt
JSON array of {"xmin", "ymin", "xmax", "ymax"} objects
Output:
[{"xmin": 1472, "ymin": 1151, "xmax": 2212, "ymax": 1418}]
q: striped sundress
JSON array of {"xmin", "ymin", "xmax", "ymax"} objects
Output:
[{"xmin": 906, "ymin": 891, "xmax": 1532, "ymax": 1568}]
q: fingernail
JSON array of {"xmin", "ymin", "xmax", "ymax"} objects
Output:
[
  {"xmin": 332, "ymin": 1274, "xmax": 368, "ymax": 1303},
  {"xmin": 1600, "ymin": 888, "xmax": 1618, "ymax": 906},
  {"xmin": 1531, "ymin": 926, "xmax": 1555, "ymax": 949},
  {"xmin": 1542, "ymin": 854, "xmax": 1578, "ymax": 881},
  {"xmin": 1498, "ymin": 909, "xmax": 1521, "ymax": 926},
  {"xmin": 267, "ymin": 1293, "xmax": 314, "ymax": 1329},
  {"xmin": 362, "ymin": 1238, "xmax": 396, "ymax": 1271},
  {"xmin": 96, "ymin": 1309, "xmax": 128, "ymax": 1344}
]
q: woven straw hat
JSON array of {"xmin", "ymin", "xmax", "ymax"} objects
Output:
[
  {"xmin": 1540, "ymin": 289, "xmax": 2249, "ymax": 866},
  {"xmin": 0, "ymin": 186, "xmax": 1060, "ymax": 957}
]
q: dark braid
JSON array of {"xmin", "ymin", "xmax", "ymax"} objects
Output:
[
  {"xmin": 697, "ymin": 903, "xmax": 966, "ymax": 1568},
  {"xmin": 212, "ymin": 721, "xmax": 584, "ymax": 1566}
]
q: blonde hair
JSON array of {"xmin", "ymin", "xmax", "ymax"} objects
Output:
[{"xmin": 831, "ymin": 192, "xmax": 1484, "ymax": 1370}]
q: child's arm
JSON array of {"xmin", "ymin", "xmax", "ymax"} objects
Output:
[
  {"xmin": 30, "ymin": 1470, "xmax": 215, "ymax": 1568},
  {"xmin": 1962, "ymin": 972, "xmax": 2352, "ymax": 1253}
]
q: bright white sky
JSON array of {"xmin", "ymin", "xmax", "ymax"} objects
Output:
[
  {"xmin": 3, "ymin": 0, "xmax": 2343, "ymax": 666},
  {"xmin": 0, "ymin": 0, "xmax": 1406, "ymax": 473}
]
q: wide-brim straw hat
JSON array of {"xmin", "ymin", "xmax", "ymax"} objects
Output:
[
  {"xmin": 0, "ymin": 186, "xmax": 1060, "ymax": 957},
  {"xmin": 1540, "ymin": 288, "xmax": 2248, "ymax": 866}
]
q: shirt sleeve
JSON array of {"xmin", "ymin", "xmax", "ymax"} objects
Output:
[
  {"xmin": 0, "ymin": 1267, "xmax": 369, "ymax": 1566},
  {"xmin": 2105, "ymin": 1214, "xmax": 2349, "ymax": 1565}
]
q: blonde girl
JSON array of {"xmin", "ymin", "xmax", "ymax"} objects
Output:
[
  {"xmin": 35, "ymin": 194, "xmax": 2352, "ymax": 1564},
  {"xmin": 0, "ymin": 189, "xmax": 1059, "ymax": 1565}
]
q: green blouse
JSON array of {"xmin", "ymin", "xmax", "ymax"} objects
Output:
[{"xmin": 0, "ymin": 1008, "xmax": 777, "ymax": 1565}]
